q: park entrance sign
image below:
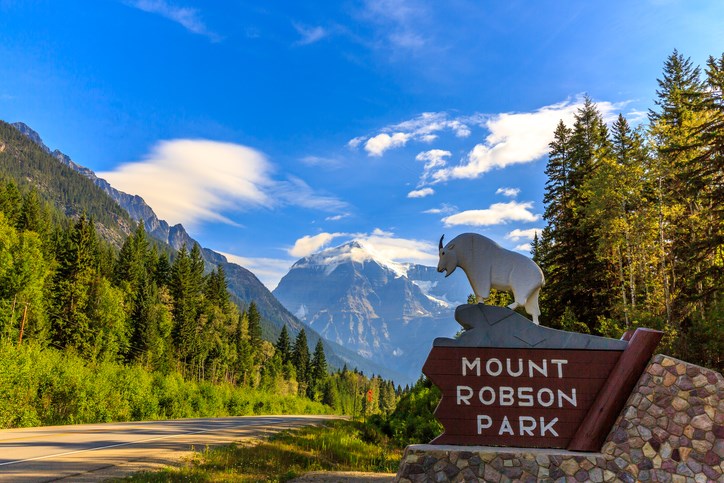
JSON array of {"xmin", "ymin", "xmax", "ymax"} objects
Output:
[
  {"xmin": 427, "ymin": 233, "xmax": 663, "ymax": 451},
  {"xmin": 423, "ymin": 304, "xmax": 662, "ymax": 451}
]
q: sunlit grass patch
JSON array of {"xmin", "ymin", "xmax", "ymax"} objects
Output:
[{"xmin": 120, "ymin": 420, "xmax": 401, "ymax": 482}]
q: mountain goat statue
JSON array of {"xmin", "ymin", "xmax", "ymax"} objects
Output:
[{"xmin": 438, "ymin": 233, "xmax": 545, "ymax": 324}]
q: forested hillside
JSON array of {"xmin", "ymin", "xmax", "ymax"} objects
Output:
[
  {"xmin": 534, "ymin": 50, "xmax": 723, "ymax": 370},
  {"xmin": 0, "ymin": 128, "xmax": 401, "ymax": 428},
  {"xmin": 5, "ymin": 120, "xmax": 402, "ymax": 383}
]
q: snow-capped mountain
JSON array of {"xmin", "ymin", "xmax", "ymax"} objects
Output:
[{"xmin": 273, "ymin": 240, "xmax": 472, "ymax": 382}]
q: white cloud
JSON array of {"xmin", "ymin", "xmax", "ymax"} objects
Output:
[
  {"xmin": 442, "ymin": 201, "xmax": 539, "ymax": 227},
  {"xmin": 289, "ymin": 232, "xmax": 345, "ymax": 258},
  {"xmin": 430, "ymin": 98, "xmax": 622, "ymax": 183},
  {"xmin": 515, "ymin": 243, "xmax": 532, "ymax": 252},
  {"xmin": 423, "ymin": 203, "xmax": 456, "ymax": 215},
  {"xmin": 125, "ymin": 0, "xmax": 219, "ymax": 41},
  {"xmin": 293, "ymin": 23, "xmax": 327, "ymax": 45},
  {"xmin": 360, "ymin": 0, "xmax": 429, "ymax": 51},
  {"xmin": 364, "ymin": 132, "xmax": 411, "ymax": 156},
  {"xmin": 407, "ymin": 188, "xmax": 434, "ymax": 198},
  {"xmin": 218, "ymin": 251, "xmax": 293, "ymax": 291},
  {"xmin": 347, "ymin": 136, "xmax": 366, "ymax": 149},
  {"xmin": 290, "ymin": 229, "xmax": 438, "ymax": 266},
  {"xmin": 325, "ymin": 213, "xmax": 350, "ymax": 221},
  {"xmin": 350, "ymin": 112, "xmax": 472, "ymax": 157},
  {"xmin": 416, "ymin": 149, "xmax": 450, "ymax": 168},
  {"xmin": 496, "ymin": 187, "xmax": 520, "ymax": 198},
  {"xmin": 505, "ymin": 228, "xmax": 542, "ymax": 241},
  {"xmin": 359, "ymin": 230, "xmax": 437, "ymax": 266},
  {"xmin": 100, "ymin": 140, "xmax": 271, "ymax": 228},
  {"xmin": 626, "ymin": 109, "xmax": 647, "ymax": 124},
  {"xmin": 99, "ymin": 139, "xmax": 346, "ymax": 229},
  {"xmin": 272, "ymin": 176, "xmax": 348, "ymax": 213}
]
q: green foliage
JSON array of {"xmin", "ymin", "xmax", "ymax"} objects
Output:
[
  {"xmin": 0, "ymin": 124, "xmax": 402, "ymax": 433},
  {"xmin": 123, "ymin": 420, "xmax": 401, "ymax": 482},
  {"xmin": 372, "ymin": 376, "xmax": 442, "ymax": 448},
  {"xmin": 0, "ymin": 121, "xmax": 133, "ymax": 242},
  {"xmin": 0, "ymin": 342, "xmax": 331, "ymax": 429},
  {"xmin": 536, "ymin": 50, "xmax": 724, "ymax": 370}
]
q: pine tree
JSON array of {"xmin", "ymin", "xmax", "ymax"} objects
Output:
[
  {"xmin": 292, "ymin": 328, "xmax": 310, "ymax": 393},
  {"xmin": 308, "ymin": 339, "xmax": 328, "ymax": 399},
  {"xmin": 51, "ymin": 214, "xmax": 100, "ymax": 354},
  {"xmin": 649, "ymin": 50, "xmax": 709, "ymax": 326},
  {"xmin": 275, "ymin": 324, "xmax": 292, "ymax": 364},
  {"xmin": 247, "ymin": 301, "xmax": 262, "ymax": 347},
  {"xmin": 540, "ymin": 98, "xmax": 614, "ymax": 330}
]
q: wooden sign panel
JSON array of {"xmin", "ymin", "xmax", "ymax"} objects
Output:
[{"xmin": 423, "ymin": 347, "xmax": 621, "ymax": 448}]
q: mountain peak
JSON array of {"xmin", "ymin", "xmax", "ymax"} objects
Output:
[
  {"xmin": 11, "ymin": 122, "xmax": 50, "ymax": 153},
  {"xmin": 294, "ymin": 239, "xmax": 408, "ymax": 278}
]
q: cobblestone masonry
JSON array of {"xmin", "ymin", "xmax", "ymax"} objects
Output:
[{"xmin": 395, "ymin": 354, "xmax": 723, "ymax": 482}]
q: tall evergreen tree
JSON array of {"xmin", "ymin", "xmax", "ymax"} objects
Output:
[
  {"xmin": 51, "ymin": 214, "xmax": 100, "ymax": 354},
  {"xmin": 308, "ymin": 338, "xmax": 328, "ymax": 399},
  {"xmin": 292, "ymin": 328, "xmax": 310, "ymax": 392},
  {"xmin": 247, "ymin": 301, "xmax": 262, "ymax": 348},
  {"xmin": 275, "ymin": 324, "xmax": 292, "ymax": 364}
]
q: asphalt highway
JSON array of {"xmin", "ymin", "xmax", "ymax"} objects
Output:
[{"xmin": 0, "ymin": 415, "xmax": 343, "ymax": 482}]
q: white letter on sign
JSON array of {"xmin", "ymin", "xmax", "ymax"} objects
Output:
[
  {"xmin": 551, "ymin": 359, "xmax": 568, "ymax": 378},
  {"xmin": 499, "ymin": 386, "xmax": 514, "ymax": 406},
  {"xmin": 519, "ymin": 416, "xmax": 536, "ymax": 436},
  {"xmin": 499, "ymin": 416, "xmax": 514, "ymax": 436},
  {"xmin": 457, "ymin": 386, "xmax": 473, "ymax": 405},
  {"xmin": 540, "ymin": 417, "xmax": 559, "ymax": 437},
  {"xmin": 477, "ymin": 415, "xmax": 492, "ymax": 434},
  {"xmin": 462, "ymin": 357, "xmax": 481, "ymax": 376},
  {"xmin": 486, "ymin": 358, "xmax": 503, "ymax": 376}
]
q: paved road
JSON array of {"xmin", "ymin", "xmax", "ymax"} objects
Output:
[{"xmin": 0, "ymin": 415, "xmax": 343, "ymax": 482}]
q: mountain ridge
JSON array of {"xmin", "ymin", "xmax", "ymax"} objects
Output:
[
  {"xmin": 274, "ymin": 240, "xmax": 471, "ymax": 382},
  {"xmin": 5, "ymin": 121, "xmax": 404, "ymax": 383}
]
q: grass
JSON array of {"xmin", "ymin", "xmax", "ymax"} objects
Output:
[{"xmin": 118, "ymin": 420, "xmax": 401, "ymax": 482}]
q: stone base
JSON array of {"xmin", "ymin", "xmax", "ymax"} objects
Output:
[{"xmin": 395, "ymin": 354, "xmax": 723, "ymax": 482}]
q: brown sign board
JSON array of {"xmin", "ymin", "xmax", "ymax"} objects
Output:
[
  {"xmin": 422, "ymin": 305, "xmax": 663, "ymax": 451},
  {"xmin": 423, "ymin": 347, "xmax": 620, "ymax": 447}
]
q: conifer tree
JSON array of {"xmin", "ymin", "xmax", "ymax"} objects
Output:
[
  {"xmin": 292, "ymin": 328, "xmax": 310, "ymax": 393},
  {"xmin": 275, "ymin": 324, "xmax": 292, "ymax": 364},
  {"xmin": 308, "ymin": 338, "xmax": 328, "ymax": 399}
]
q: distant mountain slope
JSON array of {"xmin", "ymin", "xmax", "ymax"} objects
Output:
[
  {"xmin": 0, "ymin": 121, "xmax": 133, "ymax": 246},
  {"xmin": 6, "ymin": 121, "xmax": 402, "ymax": 383},
  {"xmin": 273, "ymin": 240, "xmax": 470, "ymax": 382}
]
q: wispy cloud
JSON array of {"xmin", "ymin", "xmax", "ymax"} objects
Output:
[
  {"xmin": 99, "ymin": 139, "xmax": 346, "ymax": 229},
  {"xmin": 442, "ymin": 201, "xmax": 539, "ymax": 227},
  {"xmin": 125, "ymin": 0, "xmax": 220, "ymax": 41},
  {"xmin": 350, "ymin": 112, "xmax": 473, "ymax": 157},
  {"xmin": 359, "ymin": 0, "xmax": 430, "ymax": 51},
  {"xmin": 218, "ymin": 251, "xmax": 293, "ymax": 291},
  {"xmin": 289, "ymin": 232, "xmax": 346, "ymax": 257},
  {"xmin": 429, "ymin": 98, "xmax": 623, "ymax": 184},
  {"xmin": 423, "ymin": 203, "xmax": 456, "ymax": 215},
  {"xmin": 407, "ymin": 187, "xmax": 434, "ymax": 198},
  {"xmin": 293, "ymin": 23, "xmax": 328, "ymax": 45},
  {"xmin": 496, "ymin": 187, "xmax": 520, "ymax": 198},
  {"xmin": 289, "ymin": 228, "xmax": 437, "ymax": 266},
  {"xmin": 505, "ymin": 228, "xmax": 542, "ymax": 241},
  {"xmin": 272, "ymin": 176, "xmax": 348, "ymax": 213},
  {"xmin": 416, "ymin": 149, "xmax": 451, "ymax": 185},
  {"xmin": 350, "ymin": 98, "xmax": 626, "ymax": 187},
  {"xmin": 326, "ymin": 213, "xmax": 350, "ymax": 222}
]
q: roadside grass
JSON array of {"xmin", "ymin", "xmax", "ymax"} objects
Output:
[{"xmin": 119, "ymin": 420, "xmax": 401, "ymax": 482}]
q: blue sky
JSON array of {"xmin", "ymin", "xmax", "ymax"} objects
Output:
[{"xmin": 1, "ymin": 0, "xmax": 723, "ymax": 289}]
